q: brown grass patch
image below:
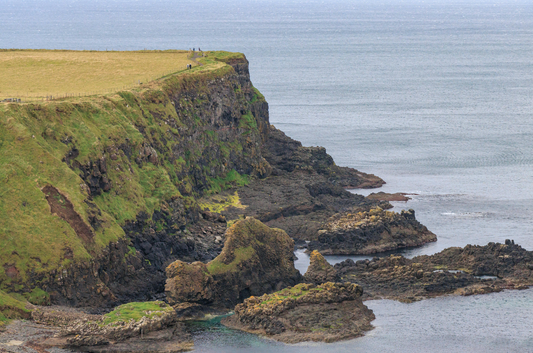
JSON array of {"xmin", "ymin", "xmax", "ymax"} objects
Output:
[
  {"xmin": 42, "ymin": 185, "xmax": 94, "ymax": 244},
  {"xmin": 0, "ymin": 49, "xmax": 195, "ymax": 99}
]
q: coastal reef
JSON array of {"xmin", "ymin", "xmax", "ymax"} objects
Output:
[
  {"xmin": 165, "ymin": 218, "xmax": 302, "ymax": 309},
  {"xmin": 222, "ymin": 282, "xmax": 375, "ymax": 343},
  {"xmin": 307, "ymin": 208, "xmax": 436, "ymax": 255},
  {"xmin": 336, "ymin": 240, "xmax": 533, "ymax": 302}
]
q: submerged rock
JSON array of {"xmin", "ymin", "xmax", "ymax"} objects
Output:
[
  {"xmin": 308, "ymin": 207, "xmax": 436, "ymax": 255},
  {"xmin": 303, "ymin": 250, "xmax": 339, "ymax": 284},
  {"xmin": 165, "ymin": 218, "xmax": 302, "ymax": 309},
  {"xmin": 222, "ymin": 282, "xmax": 375, "ymax": 343}
]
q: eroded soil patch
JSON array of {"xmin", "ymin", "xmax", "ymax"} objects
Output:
[{"xmin": 42, "ymin": 185, "xmax": 94, "ymax": 243}]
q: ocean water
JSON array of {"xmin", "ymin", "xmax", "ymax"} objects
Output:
[{"xmin": 2, "ymin": 0, "xmax": 533, "ymax": 351}]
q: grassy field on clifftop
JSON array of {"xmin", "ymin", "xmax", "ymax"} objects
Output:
[{"xmin": 0, "ymin": 50, "xmax": 195, "ymax": 99}]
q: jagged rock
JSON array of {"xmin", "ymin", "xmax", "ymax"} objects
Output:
[
  {"xmin": 335, "ymin": 241, "xmax": 533, "ymax": 302},
  {"xmin": 222, "ymin": 282, "xmax": 375, "ymax": 343},
  {"xmin": 303, "ymin": 250, "xmax": 339, "ymax": 284},
  {"xmin": 308, "ymin": 207, "xmax": 436, "ymax": 255},
  {"xmin": 165, "ymin": 218, "xmax": 302, "ymax": 308}
]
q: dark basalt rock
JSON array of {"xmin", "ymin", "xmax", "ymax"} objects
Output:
[
  {"xmin": 308, "ymin": 208, "xmax": 436, "ymax": 255},
  {"xmin": 335, "ymin": 240, "xmax": 533, "ymax": 302},
  {"xmin": 222, "ymin": 282, "xmax": 375, "ymax": 343}
]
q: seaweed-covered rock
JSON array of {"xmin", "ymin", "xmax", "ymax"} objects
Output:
[
  {"xmin": 303, "ymin": 250, "xmax": 339, "ymax": 284},
  {"xmin": 308, "ymin": 207, "xmax": 436, "ymax": 255},
  {"xmin": 222, "ymin": 282, "xmax": 375, "ymax": 343},
  {"xmin": 165, "ymin": 218, "xmax": 302, "ymax": 308}
]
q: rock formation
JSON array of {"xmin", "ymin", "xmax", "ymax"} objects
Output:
[
  {"xmin": 222, "ymin": 282, "xmax": 375, "ymax": 343},
  {"xmin": 308, "ymin": 207, "xmax": 436, "ymax": 255},
  {"xmin": 303, "ymin": 250, "xmax": 339, "ymax": 284},
  {"xmin": 35, "ymin": 302, "xmax": 193, "ymax": 352},
  {"xmin": 221, "ymin": 126, "xmax": 390, "ymax": 241},
  {"xmin": 165, "ymin": 218, "xmax": 302, "ymax": 308},
  {"xmin": 335, "ymin": 240, "xmax": 533, "ymax": 302}
]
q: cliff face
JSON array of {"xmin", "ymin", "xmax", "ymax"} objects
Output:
[{"xmin": 0, "ymin": 52, "xmax": 272, "ymax": 306}]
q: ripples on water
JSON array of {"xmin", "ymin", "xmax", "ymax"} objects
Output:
[{"xmin": 2, "ymin": 0, "xmax": 533, "ymax": 351}]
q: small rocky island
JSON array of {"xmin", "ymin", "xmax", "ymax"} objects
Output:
[
  {"xmin": 307, "ymin": 207, "xmax": 436, "ymax": 255},
  {"xmin": 222, "ymin": 282, "xmax": 375, "ymax": 343}
]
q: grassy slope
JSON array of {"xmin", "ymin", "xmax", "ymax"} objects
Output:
[
  {"xmin": 0, "ymin": 50, "xmax": 195, "ymax": 99},
  {"xmin": 0, "ymin": 50, "xmax": 265, "ymax": 292},
  {"xmin": 0, "ymin": 289, "xmax": 31, "ymax": 329}
]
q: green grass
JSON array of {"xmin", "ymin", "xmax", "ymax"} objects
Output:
[
  {"xmin": 198, "ymin": 191, "xmax": 247, "ymax": 213},
  {"xmin": 238, "ymin": 112, "xmax": 258, "ymax": 131},
  {"xmin": 207, "ymin": 170, "xmax": 250, "ymax": 194},
  {"xmin": 207, "ymin": 246, "xmax": 255, "ymax": 275},
  {"xmin": 24, "ymin": 287, "xmax": 50, "ymax": 306},
  {"xmin": 258, "ymin": 284, "xmax": 325, "ymax": 306},
  {"xmin": 101, "ymin": 301, "xmax": 173, "ymax": 326},
  {"xmin": 0, "ymin": 290, "xmax": 31, "ymax": 329}
]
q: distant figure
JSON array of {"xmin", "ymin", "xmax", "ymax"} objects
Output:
[
  {"xmin": 198, "ymin": 47, "xmax": 201, "ymax": 51},
  {"xmin": 193, "ymin": 48, "xmax": 195, "ymax": 51}
]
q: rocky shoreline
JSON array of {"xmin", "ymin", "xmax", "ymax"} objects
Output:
[{"xmin": 2, "ymin": 51, "xmax": 532, "ymax": 351}]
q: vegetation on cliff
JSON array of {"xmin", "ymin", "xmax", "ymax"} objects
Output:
[
  {"xmin": 0, "ymin": 50, "xmax": 270, "ymax": 303},
  {"xmin": 0, "ymin": 290, "xmax": 31, "ymax": 330}
]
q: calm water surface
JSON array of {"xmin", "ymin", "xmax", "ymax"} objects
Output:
[{"xmin": 2, "ymin": 0, "xmax": 533, "ymax": 351}]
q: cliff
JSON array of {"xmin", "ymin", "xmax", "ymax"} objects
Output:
[
  {"xmin": 0, "ymin": 51, "xmax": 272, "ymax": 306},
  {"xmin": 0, "ymin": 50, "xmax": 430, "ymax": 310}
]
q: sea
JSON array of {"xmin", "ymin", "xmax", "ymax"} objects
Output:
[{"xmin": 1, "ymin": 0, "xmax": 533, "ymax": 351}]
